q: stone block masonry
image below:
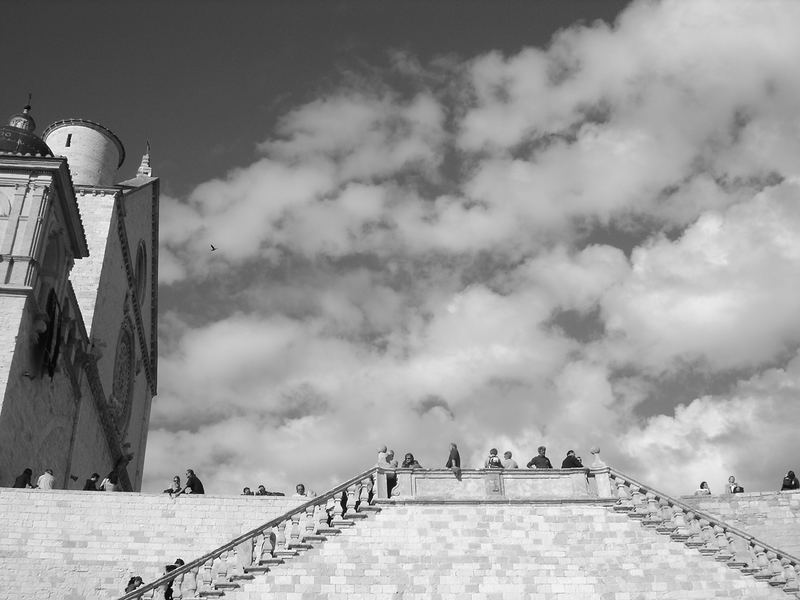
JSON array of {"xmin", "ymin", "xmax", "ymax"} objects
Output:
[
  {"xmin": 0, "ymin": 488, "xmax": 305, "ymax": 600},
  {"xmin": 683, "ymin": 489, "xmax": 800, "ymax": 556},
  {"xmin": 221, "ymin": 502, "xmax": 789, "ymax": 600}
]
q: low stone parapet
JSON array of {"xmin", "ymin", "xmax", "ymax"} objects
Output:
[{"xmin": 375, "ymin": 467, "xmax": 614, "ymax": 501}]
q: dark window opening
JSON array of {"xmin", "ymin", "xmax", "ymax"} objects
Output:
[{"xmin": 65, "ymin": 134, "xmax": 72, "ymax": 147}]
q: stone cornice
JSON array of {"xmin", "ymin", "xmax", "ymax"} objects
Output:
[
  {"xmin": 0, "ymin": 155, "xmax": 88, "ymax": 258},
  {"xmin": 148, "ymin": 179, "xmax": 159, "ymax": 391}
]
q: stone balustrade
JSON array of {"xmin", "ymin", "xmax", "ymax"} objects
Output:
[
  {"xmin": 373, "ymin": 467, "xmax": 614, "ymax": 501},
  {"xmin": 608, "ymin": 467, "xmax": 800, "ymax": 598},
  {"xmin": 117, "ymin": 469, "xmax": 378, "ymax": 600}
]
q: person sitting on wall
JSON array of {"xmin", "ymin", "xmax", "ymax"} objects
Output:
[
  {"xmin": 83, "ymin": 473, "xmax": 100, "ymax": 491},
  {"xmin": 401, "ymin": 453, "xmax": 423, "ymax": 469},
  {"xmin": 485, "ymin": 448, "xmax": 503, "ymax": 468},
  {"xmin": 781, "ymin": 471, "xmax": 800, "ymax": 491},
  {"xmin": 501, "ymin": 451, "xmax": 519, "ymax": 469},
  {"xmin": 37, "ymin": 469, "xmax": 56, "ymax": 490},
  {"xmin": 12, "ymin": 468, "xmax": 33, "ymax": 488},
  {"xmin": 164, "ymin": 476, "xmax": 182, "ymax": 495},
  {"xmin": 183, "ymin": 469, "xmax": 205, "ymax": 495},
  {"xmin": 726, "ymin": 475, "xmax": 744, "ymax": 494},
  {"xmin": 694, "ymin": 481, "xmax": 711, "ymax": 495},
  {"xmin": 561, "ymin": 450, "xmax": 583, "ymax": 469},
  {"xmin": 527, "ymin": 446, "xmax": 553, "ymax": 469},
  {"xmin": 242, "ymin": 487, "xmax": 254, "ymax": 495},
  {"xmin": 100, "ymin": 469, "xmax": 120, "ymax": 492},
  {"xmin": 294, "ymin": 483, "xmax": 308, "ymax": 497}
]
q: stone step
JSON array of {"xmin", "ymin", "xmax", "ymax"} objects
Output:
[{"xmin": 217, "ymin": 504, "xmax": 790, "ymax": 600}]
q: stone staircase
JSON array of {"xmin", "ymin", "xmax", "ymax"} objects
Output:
[{"xmin": 113, "ymin": 464, "xmax": 800, "ymax": 600}]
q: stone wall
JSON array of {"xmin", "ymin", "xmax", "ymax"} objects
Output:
[
  {"xmin": 223, "ymin": 502, "xmax": 788, "ymax": 600},
  {"xmin": 0, "ymin": 488, "xmax": 305, "ymax": 600},
  {"xmin": 682, "ymin": 489, "xmax": 800, "ymax": 556}
]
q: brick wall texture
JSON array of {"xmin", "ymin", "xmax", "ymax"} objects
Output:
[
  {"xmin": 0, "ymin": 489, "xmax": 304, "ymax": 600},
  {"xmin": 683, "ymin": 489, "xmax": 800, "ymax": 556}
]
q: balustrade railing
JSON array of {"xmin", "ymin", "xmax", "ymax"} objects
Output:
[
  {"xmin": 609, "ymin": 467, "xmax": 800, "ymax": 592},
  {"xmin": 115, "ymin": 466, "xmax": 377, "ymax": 600}
]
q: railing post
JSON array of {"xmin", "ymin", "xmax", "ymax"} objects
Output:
[
  {"xmin": 331, "ymin": 490, "xmax": 348, "ymax": 526},
  {"xmin": 359, "ymin": 476, "xmax": 372, "ymax": 507},
  {"xmin": 786, "ymin": 562, "xmax": 800, "ymax": 591},
  {"xmin": 344, "ymin": 484, "xmax": 357, "ymax": 518},
  {"xmin": 655, "ymin": 499, "xmax": 675, "ymax": 533},
  {"xmin": 768, "ymin": 551, "xmax": 786, "ymax": 584},
  {"xmin": 612, "ymin": 475, "xmax": 632, "ymax": 510},
  {"xmin": 289, "ymin": 513, "xmax": 302, "ymax": 546},
  {"xmin": 181, "ymin": 566, "xmax": 198, "ymax": 598},
  {"xmin": 670, "ymin": 508, "xmax": 690, "ymax": 541},
  {"xmin": 304, "ymin": 504, "xmax": 317, "ymax": 540},
  {"xmin": 212, "ymin": 552, "xmax": 228, "ymax": 586},
  {"xmin": 753, "ymin": 545, "xmax": 771, "ymax": 579},
  {"xmin": 317, "ymin": 502, "xmax": 331, "ymax": 531},
  {"xmin": 642, "ymin": 492, "xmax": 662, "ymax": 527},
  {"xmin": 374, "ymin": 468, "xmax": 388, "ymax": 499},
  {"xmin": 172, "ymin": 570, "xmax": 184, "ymax": 599},
  {"xmin": 713, "ymin": 526, "xmax": 732, "ymax": 560},
  {"xmin": 199, "ymin": 558, "xmax": 213, "ymax": 592},
  {"xmin": 260, "ymin": 530, "xmax": 276, "ymax": 562}
]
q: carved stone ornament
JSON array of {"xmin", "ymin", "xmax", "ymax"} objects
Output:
[{"xmin": 109, "ymin": 319, "xmax": 135, "ymax": 434}]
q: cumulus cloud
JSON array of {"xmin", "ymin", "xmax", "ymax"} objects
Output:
[{"xmin": 148, "ymin": 0, "xmax": 800, "ymax": 497}]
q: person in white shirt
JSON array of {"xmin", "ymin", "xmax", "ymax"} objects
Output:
[
  {"xmin": 36, "ymin": 469, "xmax": 55, "ymax": 490},
  {"xmin": 501, "ymin": 451, "xmax": 519, "ymax": 469}
]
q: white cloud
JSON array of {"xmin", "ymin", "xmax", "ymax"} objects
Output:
[
  {"xmin": 601, "ymin": 180, "xmax": 800, "ymax": 371},
  {"xmin": 149, "ymin": 0, "xmax": 800, "ymax": 498}
]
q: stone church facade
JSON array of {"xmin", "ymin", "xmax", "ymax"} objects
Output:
[{"xmin": 0, "ymin": 104, "xmax": 158, "ymax": 491}]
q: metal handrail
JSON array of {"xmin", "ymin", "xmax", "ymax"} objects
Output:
[
  {"xmin": 115, "ymin": 465, "xmax": 378, "ymax": 600},
  {"xmin": 609, "ymin": 466, "xmax": 800, "ymax": 564}
]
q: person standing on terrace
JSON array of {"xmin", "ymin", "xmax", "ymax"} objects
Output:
[
  {"xmin": 485, "ymin": 448, "xmax": 503, "ymax": 468},
  {"xmin": 561, "ymin": 450, "xmax": 583, "ymax": 468},
  {"xmin": 501, "ymin": 451, "xmax": 519, "ymax": 469},
  {"xmin": 527, "ymin": 446, "xmax": 553, "ymax": 469}
]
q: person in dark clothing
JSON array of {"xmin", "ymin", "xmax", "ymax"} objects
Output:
[
  {"xmin": 83, "ymin": 473, "xmax": 100, "ymax": 490},
  {"xmin": 561, "ymin": 450, "xmax": 583, "ymax": 469},
  {"xmin": 164, "ymin": 558, "xmax": 185, "ymax": 600},
  {"xmin": 446, "ymin": 442, "xmax": 462, "ymax": 480},
  {"xmin": 184, "ymin": 469, "xmax": 205, "ymax": 494},
  {"xmin": 124, "ymin": 576, "xmax": 143, "ymax": 593},
  {"xmin": 401, "ymin": 453, "xmax": 423, "ymax": 469},
  {"xmin": 445, "ymin": 443, "xmax": 460, "ymax": 468},
  {"xmin": 781, "ymin": 471, "xmax": 800, "ymax": 491},
  {"xmin": 12, "ymin": 468, "xmax": 33, "ymax": 488},
  {"xmin": 527, "ymin": 446, "xmax": 553, "ymax": 469}
]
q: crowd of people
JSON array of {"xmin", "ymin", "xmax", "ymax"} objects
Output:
[
  {"xmin": 241, "ymin": 484, "xmax": 284, "ymax": 496},
  {"xmin": 375, "ymin": 443, "xmax": 584, "ymax": 473},
  {"xmin": 9, "ymin": 458, "xmax": 800, "ymax": 499}
]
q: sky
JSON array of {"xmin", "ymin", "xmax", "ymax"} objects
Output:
[{"xmin": 4, "ymin": 0, "xmax": 800, "ymax": 498}]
